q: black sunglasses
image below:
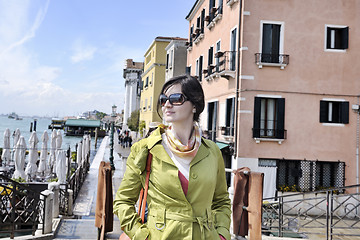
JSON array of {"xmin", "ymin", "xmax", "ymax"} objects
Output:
[{"xmin": 159, "ymin": 93, "xmax": 189, "ymax": 106}]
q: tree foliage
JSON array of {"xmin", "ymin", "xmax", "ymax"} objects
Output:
[
  {"xmin": 127, "ymin": 110, "xmax": 140, "ymax": 131},
  {"xmin": 96, "ymin": 111, "xmax": 107, "ymax": 120}
]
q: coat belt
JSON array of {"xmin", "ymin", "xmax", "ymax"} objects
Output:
[{"xmin": 149, "ymin": 209, "xmax": 214, "ymax": 240}]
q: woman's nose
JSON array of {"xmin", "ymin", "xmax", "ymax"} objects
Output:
[{"xmin": 163, "ymin": 99, "xmax": 172, "ymax": 107}]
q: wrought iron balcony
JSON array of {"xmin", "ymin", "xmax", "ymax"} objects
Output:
[
  {"xmin": 255, "ymin": 53, "xmax": 289, "ymax": 69},
  {"xmin": 203, "ymin": 50, "xmax": 236, "ymax": 80},
  {"xmin": 252, "ymin": 128, "xmax": 287, "ymax": 140}
]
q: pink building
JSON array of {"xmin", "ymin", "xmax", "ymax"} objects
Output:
[{"xmin": 186, "ymin": 0, "xmax": 360, "ymax": 197}]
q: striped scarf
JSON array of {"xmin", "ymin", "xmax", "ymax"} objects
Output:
[{"xmin": 163, "ymin": 122, "xmax": 201, "ymax": 159}]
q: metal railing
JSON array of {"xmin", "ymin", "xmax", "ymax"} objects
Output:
[
  {"xmin": 67, "ymin": 156, "xmax": 90, "ymax": 203},
  {"xmin": 262, "ymin": 185, "xmax": 360, "ymax": 239},
  {"xmin": 0, "ymin": 175, "xmax": 46, "ymax": 239},
  {"xmin": 252, "ymin": 128, "xmax": 287, "ymax": 139},
  {"xmin": 255, "ymin": 53, "xmax": 289, "ymax": 66}
]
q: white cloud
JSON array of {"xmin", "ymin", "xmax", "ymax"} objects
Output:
[
  {"xmin": 0, "ymin": 0, "xmax": 49, "ymax": 57},
  {"xmin": 70, "ymin": 40, "xmax": 97, "ymax": 63}
]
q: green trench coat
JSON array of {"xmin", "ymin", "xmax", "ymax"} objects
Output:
[{"xmin": 113, "ymin": 127, "xmax": 231, "ymax": 240}]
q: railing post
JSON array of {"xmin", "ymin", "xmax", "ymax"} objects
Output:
[
  {"xmin": 279, "ymin": 196, "xmax": 283, "ymax": 237},
  {"xmin": 41, "ymin": 190, "xmax": 53, "ymax": 234},
  {"xmin": 10, "ymin": 182, "xmax": 16, "ymax": 239},
  {"xmin": 48, "ymin": 182, "xmax": 60, "ymax": 218},
  {"xmin": 67, "ymin": 189, "xmax": 73, "ymax": 215},
  {"xmin": 329, "ymin": 190, "xmax": 333, "ymax": 240}
]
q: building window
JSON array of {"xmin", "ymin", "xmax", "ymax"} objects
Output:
[
  {"xmin": 144, "ymin": 77, "xmax": 149, "ymax": 89},
  {"xmin": 208, "ymin": 46, "xmax": 214, "ymax": 75},
  {"xmin": 186, "ymin": 66, "xmax": 191, "ymax": 75},
  {"xmin": 169, "ymin": 50, "xmax": 173, "ymax": 68},
  {"xmin": 320, "ymin": 100, "xmax": 349, "ymax": 124},
  {"xmin": 276, "ymin": 159, "xmax": 345, "ymax": 192},
  {"xmin": 225, "ymin": 97, "xmax": 235, "ymax": 136},
  {"xmin": 261, "ymin": 23, "xmax": 281, "ymax": 63},
  {"xmin": 216, "ymin": 40, "xmax": 221, "ymax": 72},
  {"xmin": 230, "ymin": 28, "xmax": 237, "ymax": 71},
  {"xmin": 199, "ymin": 56, "xmax": 203, "ymax": 82},
  {"xmin": 196, "ymin": 56, "xmax": 203, "ymax": 82},
  {"xmin": 195, "ymin": 59, "xmax": 199, "ymax": 77},
  {"xmin": 209, "ymin": 0, "xmax": 215, "ymax": 21},
  {"xmin": 208, "ymin": 101, "xmax": 218, "ymax": 141},
  {"xmin": 253, "ymin": 97, "xmax": 285, "ymax": 139},
  {"xmin": 144, "ymin": 99, "xmax": 148, "ymax": 112},
  {"xmin": 149, "ymin": 97, "xmax": 152, "ymax": 111},
  {"xmin": 145, "ymin": 54, "xmax": 151, "ymax": 65},
  {"xmin": 166, "ymin": 53, "xmax": 169, "ymax": 69},
  {"xmin": 201, "ymin": 9, "xmax": 205, "ymax": 33},
  {"xmin": 326, "ymin": 25, "xmax": 348, "ymax": 50}
]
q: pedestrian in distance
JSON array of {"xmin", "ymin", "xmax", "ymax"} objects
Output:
[{"xmin": 113, "ymin": 74, "xmax": 231, "ymax": 240}]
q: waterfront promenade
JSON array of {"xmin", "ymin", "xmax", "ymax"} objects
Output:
[
  {"xmin": 10, "ymin": 134, "xmax": 302, "ymax": 240},
  {"xmin": 53, "ymin": 135, "xmax": 130, "ymax": 240}
]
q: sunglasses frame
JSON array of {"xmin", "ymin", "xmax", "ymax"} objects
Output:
[{"xmin": 159, "ymin": 93, "xmax": 189, "ymax": 106}]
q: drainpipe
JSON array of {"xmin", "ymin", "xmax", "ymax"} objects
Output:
[
  {"xmin": 234, "ymin": 0, "xmax": 243, "ymax": 160},
  {"xmin": 357, "ymin": 96, "xmax": 359, "ymax": 193}
]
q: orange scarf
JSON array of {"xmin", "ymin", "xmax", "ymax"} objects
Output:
[{"xmin": 162, "ymin": 122, "xmax": 201, "ymax": 159}]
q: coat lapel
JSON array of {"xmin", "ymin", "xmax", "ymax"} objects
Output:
[{"xmin": 190, "ymin": 138, "xmax": 210, "ymax": 167}]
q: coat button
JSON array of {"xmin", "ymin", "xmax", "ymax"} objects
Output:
[{"xmin": 191, "ymin": 173, "xmax": 197, "ymax": 179}]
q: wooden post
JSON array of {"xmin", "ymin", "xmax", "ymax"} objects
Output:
[{"xmin": 247, "ymin": 172, "xmax": 264, "ymax": 240}]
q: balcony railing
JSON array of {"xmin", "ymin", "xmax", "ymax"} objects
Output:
[
  {"xmin": 204, "ymin": 51, "xmax": 236, "ymax": 80},
  {"xmin": 252, "ymin": 128, "xmax": 287, "ymax": 140},
  {"xmin": 206, "ymin": 6, "xmax": 223, "ymax": 29},
  {"xmin": 255, "ymin": 53, "xmax": 289, "ymax": 69}
]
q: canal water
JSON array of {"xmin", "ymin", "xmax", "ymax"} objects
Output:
[{"xmin": 0, "ymin": 115, "xmax": 101, "ymax": 151}]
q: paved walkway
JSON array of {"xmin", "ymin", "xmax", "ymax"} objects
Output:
[{"xmin": 53, "ymin": 134, "xmax": 131, "ymax": 240}]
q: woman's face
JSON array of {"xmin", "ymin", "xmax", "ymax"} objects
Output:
[{"xmin": 161, "ymin": 84, "xmax": 194, "ymax": 124}]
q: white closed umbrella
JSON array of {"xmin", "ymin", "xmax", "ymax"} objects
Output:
[
  {"xmin": 38, "ymin": 131, "xmax": 49, "ymax": 174},
  {"xmin": 13, "ymin": 136, "xmax": 26, "ymax": 179},
  {"xmin": 85, "ymin": 135, "xmax": 91, "ymax": 161},
  {"xmin": 1, "ymin": 128, "xmax": 11, "ymax": 165},
  {"xmin": 25, "ymin": 131, "xmax": 39, "ymax": 180},
  {"xmin": 56, "ymin": 130, "xmax": 62, "ymax": 150},
  {"xmin": 76, "ymin": 142, "xmax": 82, "ymax": 165},
  {"xmin": 13, "ymin": 128, "xmax": 20, "ymax": 149},
  {"xmin": 82, "ymin": 136, "xmax": 86, "ymax": 163},
  {"xmin": 49, "ymin": 130, "xmax": 57, "ymax": 173},
  {"xmin": 56, "ymin": 150, "xmax": 66, "ymax": 184}
]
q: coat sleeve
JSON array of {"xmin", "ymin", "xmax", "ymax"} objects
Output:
[
  {"xmin": 211, "ymin": 143, "xmax": 232, "ymax": 240},
  {"xmin": 113, "ymin": 141, "xmax": 149, "ymax": 240}
]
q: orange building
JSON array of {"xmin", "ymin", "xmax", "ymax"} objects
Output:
[{"xmin": 186, "ymin": 0, "xmax": 360, "ymax": 197}]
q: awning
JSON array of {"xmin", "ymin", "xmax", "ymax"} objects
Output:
[{"xmin": 216, "ymin": 142, "xmax": 229, "ymax": 150}]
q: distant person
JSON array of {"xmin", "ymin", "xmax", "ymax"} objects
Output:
[{"xmin": 113, "ymin": 75, "xmax": 231, "ymax": 239}]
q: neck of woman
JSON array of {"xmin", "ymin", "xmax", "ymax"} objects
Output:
[{"xmin": 171, "ymin": 119, "xmax": 194, "ymax": 145}]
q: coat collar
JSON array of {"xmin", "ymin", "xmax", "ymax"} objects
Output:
[{"xmin": 146, "ymin": 127, "xmax": 211, "ymax": 167}]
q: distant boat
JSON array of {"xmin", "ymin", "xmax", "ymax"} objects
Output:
[
  {"xmin": 15, "ymin": 116, "xmax": 23, "ymax": 120},
  {"xmin": 48, "ymin": 118, "xmax": 65, "ymax": 129},
  {"xmin": 8, "ymin": 112, "xmax": 19, "ymax": 119}
]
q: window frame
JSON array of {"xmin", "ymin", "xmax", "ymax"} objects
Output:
[
  {"xmin": 253, "ymin": 96, "xmax": 286, "ymax": 142},
  {"xmin": 319, "ymin": 99, "xmax": 349, "ymax": 125},
  {"xmin": 324, "ymin": 24, "xmax": 349, "ymax": 52},
  {"xmin": 259, "ymin": 20, "xmax": 285, "ymax": 64}
]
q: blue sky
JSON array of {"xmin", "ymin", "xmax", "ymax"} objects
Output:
[{"xmin": 0, "ymin": 0, "xmax": 194, "ymax": 117}]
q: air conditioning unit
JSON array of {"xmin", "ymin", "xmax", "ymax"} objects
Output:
[{"xmin": 352, "ymin": 104, "xmax": 360, "ymax": 111}]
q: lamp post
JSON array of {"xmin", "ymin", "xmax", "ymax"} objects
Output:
[{"xmin": 109, "ymin": 104, "xmax": 117, "ymax": 170}]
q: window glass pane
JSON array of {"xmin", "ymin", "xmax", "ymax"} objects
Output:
[{"xmin": 262, "ymin": 24, "xmax": 281, "ymax": 63}]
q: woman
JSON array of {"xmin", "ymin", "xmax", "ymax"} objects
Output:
[{"xmin": 113, "ymin": 75, "xmax": 231, "ymax": 240}]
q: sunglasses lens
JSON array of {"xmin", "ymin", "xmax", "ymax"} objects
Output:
[
  {"xmin": 159, "ymin": 95, "xmax": 167, "ymax": 106},
  {"xmin": 169, "ymin": 94, "xmax": 184, "ymax": 105}
]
